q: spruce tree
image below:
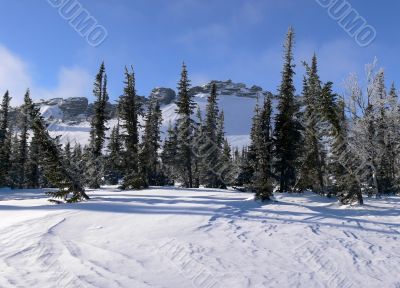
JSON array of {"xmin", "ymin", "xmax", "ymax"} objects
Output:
[
  {"xmin": 298, "ymin": 55, "xmax": 325, "ymax": 193},
  {"xmin": 0, "ymin": 91, "xmax": 11, "ymax": 187},
  {"xmin": 192, "ymin": 108, "xmax": 204, "ymax": 188},
  {"xmin": 86, "ymin": 62, "xmax": 109, "ymax": 189},
  {"xmin": 119, "ymin": 66, "xmax": 143, "ymax": 189},
  {"xmin": 105, "ymin": 123, "xmax": 124, "ymax": 185},
  {"xmin": 25, "ymin": 133, "xmax": 41, "ymax": 188},
  {"xmin": 273, "ymin": 27, "xmax": 301, "ymax": 192},
  {"xmin": 252, "ymin": 96, "xmax": 274, "ymax": 201},
  {"xmin": 202, "ymin": 83, "xmax": 224, "ymax": 188},
  {"xmin": 15, "ymin": 90, "xmax": 33, "ymax": 188},
  {"xmin": 30, "ymin": 101, "xmax": 89, "ymax": 203},
  {"xmin": 139, "ymin": 96, "xmax": 163, "ymax": 186},
  {"xmin": 175, "ymin": 63, "xmax": 196, "ymax": 188},
  {"xmin": 321, "ymin": 83, "xmax": 363, "ymax": 204},
  {"xmin": 162, "ymin": 123, "xmax": 179, "ymax": 185}
]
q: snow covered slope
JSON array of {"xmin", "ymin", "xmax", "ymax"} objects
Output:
[
  {"xmin": 28, "ymin": 80, "xmax": 273, "ymax": 148},
  {"xmin": 1, "ymin": 187, "xmax": 399, "ymax": 287}
]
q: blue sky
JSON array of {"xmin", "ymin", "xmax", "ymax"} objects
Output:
[{"xmin": 0, "ymin": 0, "xmax": 399, "ymax": 105}]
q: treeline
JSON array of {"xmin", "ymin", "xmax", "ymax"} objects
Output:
[
  {"xmin": 1, "ymin": 27, "xmax": 400, "ymax": 205},
  {"xmin": 0, "ymin": 62, "xmax": 234, "ymax": 202},
  {"xmin": 234, "ymin": 27, "xmax": 400, "ymax": 205}
]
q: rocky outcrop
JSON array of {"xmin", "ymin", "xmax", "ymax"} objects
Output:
[
  {"xmin": 59, "ymin": 97, "xmax": 88, "ymax": 120},
  {"xmin": 150, "ymin": 88, "xmax": 176, "ymax": 105},
  {"xmin": 189, "ymin": 80, "xmax": 271, "ymax": 99}
]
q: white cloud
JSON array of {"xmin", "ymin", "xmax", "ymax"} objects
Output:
[
  {"xmin": 0, "ymin": 44, "xmax": 92, "ymax": 106},
  {"xmin": 35, "ymin": 67, "xmax": 92, "ymax": 102},
  {"xmin": 0, "ymin": 45, "xmax": 32, "ymax": 105}
]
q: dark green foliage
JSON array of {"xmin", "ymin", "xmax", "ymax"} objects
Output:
[
  {"xmin": 201, "ymin": 83, "xmax": 225, "ymax": 188},
  {"xmin": 297, "ymin": 55, "xmax": 325, "ymax": 193},
  {"xmin": 175, "ymin": 63, "xmax": 196, "ymax": 188},
  {"xmin": 14, "ymin": 90, "xmax": 33, "ymax": 188},
  {"xmin": 119, "ymin": 66, "xmax": 143, "ymax": 189},
  {"xmin": 25, "ymin": 133, "xmax": 41, "ymax": 188},
  {"xmin": 161, "ymin": 123, "xmax": 179, "ymax": 185},
  {"xmin": 29, "ymin": 102, "xmax": 89, "ymax": 203},
  {"xmin": 105, "ymin": 123, "xmax": 124, "ymax": 185},
  {"xmin": 273, "ymin": 27, "xmax": 302, "ymax": 192},
  {"xmin": 87, "ymin": 62, "xmax": 109, "ymax": 189},
  {"xmin": 0, "ymin": 91, "xmax": 11, "ymax": 187},
  {"xmin": 252, "ymin": 97, "xmax": 274, "ymax": 201},
  {"xmin": 140, "ymin": 96, "xmax": 164, "ymax": 187}
]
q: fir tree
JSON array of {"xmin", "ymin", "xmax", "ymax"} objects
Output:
[
  {"xmin": 119, "ymin": 66, "xmax": 143, "ymax": 189},
  {"xmin": 253, "ymin": 96, "xmax": 274, "ymax": 201},
  {"xmin": 162, "ymin": 123, "xmax": 179, "ymax": 185},
  {"xmin": 202, "ymin": 83, "xmax": 224, "ymax": 188},
  {"xmin": 298, "ymin": 55, "xmax": 325, "ymax": 193},
  {"xmin": 0, "ymin": 91, "xmax": 11, "ymax": 187},
  {"xmin": 86, "ymin": 62, "xmax": 109, "ymax": 189},
  {"xmin": 273, "ymin": 27, "xmax": 302, "ymax": 192},
  {"xmin": 140, "ymin": 96, "xmax": 163, "ymax": 186},
  {"xmin": 192, "ymin": 107, "xmax": 204, "ymax": 188},
  {"xmin": 15, "ymin": 90, "xmax": 33, "ymax": 188},
  {"xmin": 175, "ymin": 63, "xmax": 196, "ymax": 188},
  {"xmin": 25, "ymin": 133, "xmax": 41, "ymax": 188},
  {"xmin": 29, "ymin": 102, "xmax": 89, "ymax": 203},
  {"xmin": 105, "ymin": 123, "xmax": 124, "ymax": 185}
]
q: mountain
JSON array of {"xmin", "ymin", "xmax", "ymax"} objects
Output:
[{"xmin": 11, "ymin": 80, "xmax": 274, "ymax": 148}]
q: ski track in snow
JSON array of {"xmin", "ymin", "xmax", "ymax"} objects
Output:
[{"xmin": 1, "ymin": 188, "xmax": 400, "ymax": 288}]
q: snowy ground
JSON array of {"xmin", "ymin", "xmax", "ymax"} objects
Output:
[{"xmin": 1, "ymin": 187, "xmax": 400, "ymax": 288}]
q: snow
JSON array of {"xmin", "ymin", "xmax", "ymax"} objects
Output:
[
  {"xmin": 46, "ymin": 94, "xmax": 263, "ymax": 148},
  {"xmin": 1, "ymin": 187, "xmax": 400, "ymax": 287}
]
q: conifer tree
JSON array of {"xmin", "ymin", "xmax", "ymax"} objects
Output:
[
  {"xmin": 253, "ymin": 96, "xmax": 274, "ymax": 201},
  {"xmin": 298, "ymin": 55, "xmax": 325, "ymax": 193},
  {"xmin": 86, "ymin": 62, "xmax": 109, "ymax": 189},
  {"xmin": 273, "ymin": 27, "xmax": 301, "ymax": 192},
  {"xmin": 105, "ymin": 123, "xmax": 124, "ymax": 185},
  {"xmin": 202, "ymin": 83, "xmax": 224, "ymax": 188},
  {"xmin": 71, "ymin": 143, "xmax": 85, "ymax": 184},
  {"xmin": 119, "ymin": 66, "xmax": 143, "ymax": 189},
  {"xmin": 192, "ymin": 107, "xmax": 204, "ymax": 188},
  {"xmin": 175, "ymin": 63, "xmax": 196, "ymax": 188},
  {"xmin": 0, "ymin": 91, "xmax": 11, "ymax": 187},
  {"xmin": 29, "ymin": 101, "xmax": 89, "ymax": 203},
  {"xmin": 162, "ymin": 123, "xmax": 179, "ymax": 185},
  {"xmin": 25, "ymin": 134, "xmax": 41, "ymax": 188},
  {"xmin": 140, "ymin": 96, "xmax": 163, "ymax": 186},
  {"xmin": 15, "ymin": 90, "xmax": 33, "ymax": 188}
]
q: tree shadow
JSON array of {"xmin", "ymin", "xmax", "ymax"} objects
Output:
[{"xmin": 1, "ymin": 188, "xmax": 400, "ymax": 236}]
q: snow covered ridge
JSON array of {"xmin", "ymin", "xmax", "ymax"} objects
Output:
[
  {"xmin": 9, "ymin": 80, "xmax": 273, "ymax": 148},
  {"xmin": 1, "ymin": 187, "xmax": 400, "ymax": 287}
]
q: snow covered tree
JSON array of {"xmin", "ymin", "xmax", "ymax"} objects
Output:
[
  {"xmin": 25, "ymin": 134, "xmax": 41, "ymax": 188},
  {"xmin": 0, "ymin": 91, "xmax": 11, "ymax": 187},
  {"xmin": 71, "ymin": 143, "xmax": 85, "ymax": 184},
  {"xmin": 162, "ymin": 123, "xmax": 179, "ymax": 185},
  {"xmin": 253, "ymin": 96, "xmax": 274, "ymax": 201},
  {"xmin": 175, "ymin": 63, "xmax": 196, "ymax": 188},
  {"xmin": 119, "ymin": 66, "xmax": 143, "ymax": 189},
  {"xmin": 139, "ymin": 96, "xmax": 163, "ymax": 187},
  {"xmin": 298, "ymin": 55, "xmax": 325, "ymax": 193},
  {"xmin": 273, "ymin": 27, "xmax": 302, "ymax": 192},
  {"xmin": 192, "ymin": 108, "xmax": 204, "ymax": 188},
  {"xmin": 14, "ymin": 90, "xmax": 33, "ymax": 188},
  {"xmin": 105, "ymin": 123, "xmax": 124, "ymax": 185},
  {"xmin": 86, "ymin": 62, "xmax": 109, "ymax": 189},
  {"xmin": 202, "ymin": 83, "xmax": 224, "ymax": 188},
  {"xmin": 29, "ymin": 100, "xmax": 89, "ymax": 203}
]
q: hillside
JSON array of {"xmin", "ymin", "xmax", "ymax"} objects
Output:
[{"xmin": 11, "ymin": 80, "xmax": 274, "ymax": 148}]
